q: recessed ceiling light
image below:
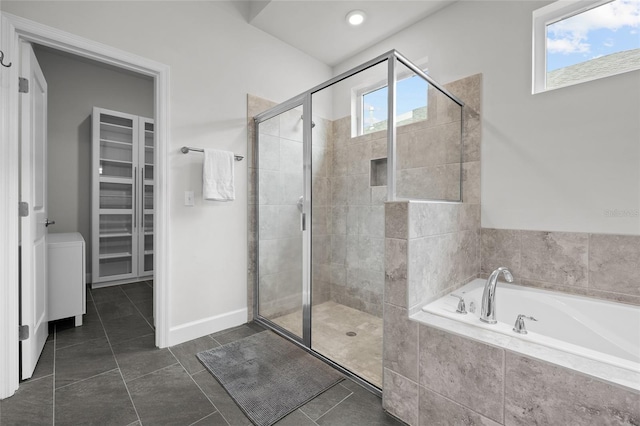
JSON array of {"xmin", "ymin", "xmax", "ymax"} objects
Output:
[{"xmin": 346, "ymin": 10, "xmax": 366, "ymax": 26}]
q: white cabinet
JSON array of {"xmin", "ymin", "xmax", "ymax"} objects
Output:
[
  {"xmin": 92, "ymin": 107, "xmax": 154, "ymax": 287},
  {"xmin": 48, "ymin": 232, "xmax": 86, "ymax": 326}
]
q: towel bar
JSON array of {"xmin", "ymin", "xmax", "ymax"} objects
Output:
[{"xmin": 181, "ymin": 146, "xmax": 243, "ymax": 161}]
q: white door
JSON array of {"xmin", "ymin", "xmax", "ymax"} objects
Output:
[{"xmin": 20, "ymin": 42, "xmax": 49, "ymax": 380}]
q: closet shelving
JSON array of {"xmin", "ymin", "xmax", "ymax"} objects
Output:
[{"xmin": 92, "ymin": 108, "xmax": 154, "ymax": 287}]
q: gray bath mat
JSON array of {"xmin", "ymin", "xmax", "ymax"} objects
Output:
[{"xmin": 197, "ymin": 330, "xmax": 344, "ymax": 426}]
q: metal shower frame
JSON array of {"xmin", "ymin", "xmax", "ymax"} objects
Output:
[{"xmin": 252, "ymin": 50, "xmax": 464, "ymax": 395}]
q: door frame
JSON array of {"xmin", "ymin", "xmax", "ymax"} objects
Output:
[{"xmin": 0, "ymin": 12, "xmax": 171, "ymax": 399}]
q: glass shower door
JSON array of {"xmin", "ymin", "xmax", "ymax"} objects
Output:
[{"xmin": 256, "ymin": 102, "xmax": 309, "ymax": 342}]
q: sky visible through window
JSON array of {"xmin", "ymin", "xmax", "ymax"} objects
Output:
[
  {"xmin": 546, "ymin": 0, "xmax": 640, "ymax": 72},
  {"xmin": 362, "ymin": 75, "xmax": 428, "ymax": 132}
]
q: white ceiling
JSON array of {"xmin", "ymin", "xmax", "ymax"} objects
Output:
[{"xmin": 245, "ymin": 0, "xmax": 457, "ymax": 66}]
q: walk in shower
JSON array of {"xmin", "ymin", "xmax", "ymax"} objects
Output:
[{"xmin": 251, "ymin": 50, "xmax": 464, "ymax": 392}]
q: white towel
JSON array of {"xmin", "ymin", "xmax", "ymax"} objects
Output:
[{"xmin": 203, "ymin": 149, "xmax": 235, "ymax": 201}]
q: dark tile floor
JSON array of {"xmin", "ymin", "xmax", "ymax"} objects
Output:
[{"xmin": 0, "ymin": 282, "xmax": 403, "ymax": 426}]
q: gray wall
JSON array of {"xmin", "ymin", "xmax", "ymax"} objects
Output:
[{"xmin": 34, "ymin": 46, "xmax": 154, "ymax": 277}]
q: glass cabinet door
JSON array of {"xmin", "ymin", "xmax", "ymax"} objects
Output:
[
  {"xmin": 139, "ymin": 119, "xmax": 154, "ymax": 276},
  {"xmin": 96, "ymin": 111, "xmax": 138, "ymax": 281}
]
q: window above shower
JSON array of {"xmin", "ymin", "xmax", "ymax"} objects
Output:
[{"xmin": 355, "ymin": 67, "xmax": 429, "ymax": 136}]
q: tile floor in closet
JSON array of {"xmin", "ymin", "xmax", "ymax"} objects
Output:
[{"xmin": 0, "ymin": 281, "xmax": 402, "ymax": 426}]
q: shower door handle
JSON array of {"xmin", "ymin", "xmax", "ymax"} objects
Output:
[{"xmin": 298, "ymin": 195, "xmax": 305, "ymax": 230}]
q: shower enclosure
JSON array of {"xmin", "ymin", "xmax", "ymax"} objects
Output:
[{"xmin": 252, "ymin": 50, "xmax": 464, "ymax": 393}]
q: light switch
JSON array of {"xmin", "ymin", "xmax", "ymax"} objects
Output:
[{"xmin": 184, "ymin": 191, "xmax": 195, "ymax": 206}]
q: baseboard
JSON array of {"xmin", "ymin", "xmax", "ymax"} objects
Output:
[{"xmin": 168, "ymin": 308, "xmax": 248, "ymax": 347}]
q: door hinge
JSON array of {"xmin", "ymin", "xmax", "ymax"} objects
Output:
[
  {"xmin": 19, "ymin": 325, "xmax": 29, "ymax": 341},
  {"xmin": 18, "ymin": 77, "xmax": 29, "ymax": 94},
  {"xmin": 18, "ymin": 201, "xmax": 29, "ymax": 217}
]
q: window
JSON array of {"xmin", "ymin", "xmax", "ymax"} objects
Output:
[
  {"xmin": 357, "ymin": 73, "xmax": 429, "ymax": 136},
  {"xmin": 533, "ymin": 0, "xmax": 640, "ymax": 93}
]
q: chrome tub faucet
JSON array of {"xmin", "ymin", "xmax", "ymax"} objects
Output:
[{"xmin": 480, "ymin": 267, "xmax": 513, "ymax": 324}]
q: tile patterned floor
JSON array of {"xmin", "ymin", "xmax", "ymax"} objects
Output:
[
  {"xmin": 0, "ymin": 282, "xmax": 402, "ymax": 426},
  {"xmin": 272, "ymin": 302, "xmax": 383, "ymax": 388}
]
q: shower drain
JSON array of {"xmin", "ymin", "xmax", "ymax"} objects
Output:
[{"xmin": 346, "ymin": 331, "xmax": 357, "ymax": 337}]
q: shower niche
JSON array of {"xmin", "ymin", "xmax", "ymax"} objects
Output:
[
  {"xmin": 370, "ymin": 158, "xmax": 387, "ymax": 187},
  {"xmin": 251, "ymin": 50, "xmax": 463, "ymax": 392}
]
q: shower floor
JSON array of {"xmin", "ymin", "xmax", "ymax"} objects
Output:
[{"xmin": 271, "ymin": 301, "xmax": 383, "ymax": 388}]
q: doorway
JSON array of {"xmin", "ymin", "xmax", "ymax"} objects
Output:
[
  {"xmin": 0, "ymin": 12, "xmax": 170, "ymax": 399},
  {"xmin": 24, "ymin": 43, "xmax": 156, "ymax": 378}
]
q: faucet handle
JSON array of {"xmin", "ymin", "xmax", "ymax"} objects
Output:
[
  {"xmin": 513, "ymin": 314, "xmax": 537, "ymax": 334},
  {"xmin": 450, "ymin": 294, "xmax": 467, "ymax": 315}
]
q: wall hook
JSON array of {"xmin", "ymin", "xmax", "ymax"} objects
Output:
[{"xmin": 0, "ymin": 50, "xmax": 12, "ymax": 68}]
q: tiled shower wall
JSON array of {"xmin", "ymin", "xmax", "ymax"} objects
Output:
[
  {"xmin": 328, "ymin": 118, "xmax": 388, "ymax": 317},
  {"xmin": 309, "ymin": 116, "xmax": 334, "ymax": 310},
  {"xmin": 396, "ymin": 87, "xmax": 465, "ymax": 201},
  {"xmin": 329, "ymin": 81, "xmax": 468, "ymax": 317}
]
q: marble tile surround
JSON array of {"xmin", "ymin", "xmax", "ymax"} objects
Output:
[
  {"xmin": 383, "ymin": 215, "xmax": 640, "ymax": 426},
  {"xmin": 382, "ymin": 73, "xmax": 640, "ymax": 425},
  {"xmin": 383, "ymin": 74, "xmax": 488, "ymax": 425},
  {"xmin": 481, "ymin": 228, "xmax": 640, "ymax": 306},
  {"xmin": 385, "ymin": 201, "xmax": 481, "ymax": 315},
  {"xmin": 504, "ymin": 352, "xmax": 640, "ymax": 426}
]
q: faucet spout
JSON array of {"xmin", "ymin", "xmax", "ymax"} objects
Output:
[{"xmin": 480, "ymin": 267, "xmax": 513, "ymax": 324}]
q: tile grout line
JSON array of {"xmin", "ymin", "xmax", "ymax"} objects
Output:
[
  {"xmin": 54, "ymin": 368, "xmax": 122, "ymax": 392},
  {"xmin": 55, "ymin": 335, "xmax": 106, "ymax": 352},
  {"xmin": 167, "ymin": 347, "xmax": 230, "ymax": 426},
  {"xmin": 92, "ymin": 290, "xmax": 144, "ymax": 426},
  {"xmin": 126, "ymin": 361, "xmax": 180, "ymax": 383},
  {"xmin": 297, "ymin": 408, "xmax": 320, "ymax": 425},
  {"xmin": 186, "ymin": 410, "xmax": 222, "ymax": 426},
  {"xmin": 111, "ymin": 332, "xmax": 156, "ymax": 348},
  {"xmin": 121, "ymin": 285, "xmax": 155, "ymax": 331},
  {"xmin": 18, "ymin": 372, "xmax": 54, "ymax": 384},
  {"xmin": 52, "ymin": 288, "xmax": 87, "ymax": 423},
  {"xmin": 313, "ymin": 390, "xmax": 354, "ymax": 423},
  {"xmin": 52, "ymin": 287, "xmax": 95, "ymax": 423}
]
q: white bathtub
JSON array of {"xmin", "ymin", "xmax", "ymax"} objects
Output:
[{"xmin": 422, "ymin": 278, "xmax": 640, "ymax": 373}]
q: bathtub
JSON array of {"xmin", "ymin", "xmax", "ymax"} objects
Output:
[{"xmin": 422, "ymin": 278, "xmax": 640, "ymax": 373}]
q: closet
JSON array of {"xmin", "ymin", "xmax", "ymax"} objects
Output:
[{"xmin": 91, "ymin": 107, "xmax": 154, "ymax": 287}]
